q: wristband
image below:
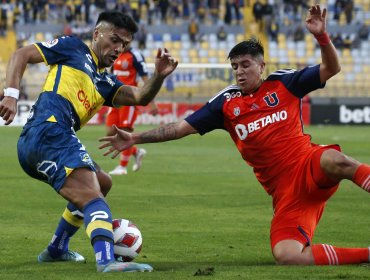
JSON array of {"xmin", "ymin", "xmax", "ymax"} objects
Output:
[
  {"xmin": 4, "ymin": 87, "xmax": 20, "ymax": 99},
  {"xmin": 314, "ymin": 32, "xmax": 331, "ymax": 46}
]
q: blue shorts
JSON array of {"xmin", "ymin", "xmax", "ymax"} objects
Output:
[{"xmin": 17, "ymin": 122, "xmax": 96, "ymax": 192}]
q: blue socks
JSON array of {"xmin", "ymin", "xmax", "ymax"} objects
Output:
[
  {"xmin": 48, "ymin": 198, "xmax": 115, "ymax": 265},
  {"xmin": 83, "ymin": 198, "xmax": 114, "ymax": 265},
  {"xmin": 47, "ymin": 202, "xmax": 83, "ymax": 258}
]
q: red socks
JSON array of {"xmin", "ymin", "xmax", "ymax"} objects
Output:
[
  {"xmin": 312, "ymin": 244, "xmax": 369, "ymax": 265},
  {"xmin": 120, "ymin": 146, "xmax": 138, "ymax": 167},
  {"xmin": 353, "ymin": 164, "xmax": 370, "ymax": 192}
]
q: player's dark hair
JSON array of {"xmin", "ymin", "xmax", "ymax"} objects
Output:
[
  {"xmin": 96, "ymin": 11, "xmax": 138, "ymax": 34},
  {"xmin": 228, "ymin": 38, "xmax": 264, "ymax": 60}
]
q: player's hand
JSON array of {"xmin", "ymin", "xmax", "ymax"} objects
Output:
[
  {"xmin": 154, "ymin": 48, "xmax": 178, "ymax": 79},
  {"xmin": 99, "ymin": 125, "xmax": 135, "ymax": 158},
  {"xmin": 0, "ymin": 96, "xmax": 17, "ymax": 125},
  {"xmin": 305, "ymin": 4, "xmax": 327, "ymax": 36}
]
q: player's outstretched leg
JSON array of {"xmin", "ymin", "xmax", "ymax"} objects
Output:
[
  {"xmin": 352, "ymin": 164, "xmax": 370, "ymax": 192},
  {"xmin": 311, "ymin": 244, "xmax": 370, "ymax": 265},
  {"xmin": 273, "ymin": 240, "xmax": 370, "ymax": 265},
  {"xmin": 38, "ymin": 202, "xmax": 85, "ymax": 262}
]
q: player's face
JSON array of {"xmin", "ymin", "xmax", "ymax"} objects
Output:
[
  {"xmin": 230, "ymin": 54, "xmax": 265, "ymax": 95},
  {"xmin": 93, "ymin": 26, "xmax": 132, "ymax": 68}
]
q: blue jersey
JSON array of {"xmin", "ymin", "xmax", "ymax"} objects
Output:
[
  {"xmin": 18, "ymin": 36, "xmax": 124, "ymax": 191},
  {"xmin": 27, "ymin": 36, "xmax": 124, "ymax": 131}
]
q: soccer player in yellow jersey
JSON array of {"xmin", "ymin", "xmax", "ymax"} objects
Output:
[{"xmin": 0, "ymin": 11, "xmax": 178, "ymax": 272}]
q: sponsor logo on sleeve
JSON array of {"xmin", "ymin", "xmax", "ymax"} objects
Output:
[{"xmin": 41, "ymin": 39, "xmax": 59, "ymax": 48}]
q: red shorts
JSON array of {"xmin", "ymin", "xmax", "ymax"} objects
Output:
[
  {"xmin": 105, "ymin": 106, "xmax": 138, "ymax": 129},
  {"xmin": 270, "ymin": 144, "xmax": 341, "ymax": 249}
]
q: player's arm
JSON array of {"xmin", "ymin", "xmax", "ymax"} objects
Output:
[
  {"xmin": 99, "ymin": 120, "xmax": 197, "ymax": 158},
  {"xmin": 305, "ymin": 4, "xmax": 340, "ymax": 84},
  {"xmin": 141, "ymin": 74, "xmax": 159, "ymax": 115},
  {"xmin": 0, "ymin": 45, "xmax": 43, "ymax": 125},
  {"xmin": 112, "ymin": 48, "xmax": 178, "ymax": 107}
]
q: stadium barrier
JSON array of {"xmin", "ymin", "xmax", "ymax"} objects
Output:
[{"xmin": 0, "ymin": 100, "xmax": 312, "ymax": 127}]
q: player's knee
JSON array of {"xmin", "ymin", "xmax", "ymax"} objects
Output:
[
  {"xmin": 273, "ymin": 249, "xmax": 299, "ymax": 265},
  {"xmin": 321, "ymin": 150, "xmax": 359, "ymax": 178},
  {"xmin": 97, "ymin": 170, "xmax": 112, "ymax": 196},
  {"xmin": 272, "ymin": 240, "xmax": 313, "ymax": 265}
]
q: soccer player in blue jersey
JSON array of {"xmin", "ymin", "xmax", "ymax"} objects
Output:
[{"xmin": 0, "ymin": 11, "xmax": 178, "ymax": 272}]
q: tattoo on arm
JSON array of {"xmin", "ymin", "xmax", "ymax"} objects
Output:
[{"xmin": 139, "ymin": 123, "xmax": 178, "ymax": 143}]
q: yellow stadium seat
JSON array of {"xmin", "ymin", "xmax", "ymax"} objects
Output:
[
  {"xmin": 189, "ymin": 49, "xmax": 198, "ymax": 59},
  {"xmin": 172, "ymin": 41, "xmax": 181, "ymax": 50},
  {"xmin": 200, "ymin": 57, "xmax": 208, "ymax": 63}
]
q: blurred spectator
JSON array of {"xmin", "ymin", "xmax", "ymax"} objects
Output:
[
  {"xmin": 342, "ymin": 34, "xmax": 352, "ymax": 49},
  {"xmin": 74, "ymin": 0, "xmax": 83, "ymax": 22},
  {"xmin": 357, "ymin": 23, "xmax": 369, "ymax": 41},
  {"xmin": 197, "ymin": 0, "xmax": 207, "ymax": 23},
  {"xmin": 217, "ymin": 25, "xmax": 227, "ymax": 41},
  {"xmin": 84, "ymin": 0, "xmax": 91, "ymax": 24},
  {"xmin": 209, "ymin": 0, "xmax": 220, "ymax": 24},
  {"xmin": 136, "ymin": 24, "xmax": 147, "ymax": 50},
  {"xmin": 169, "ymin": 0, "xmax": 181, "ymax": 20},
  {"xmin": 0, "ymin": 0, "xmax": 10, "ymax": 36},
  {"xmin": 188, "ymin": 18, "xmax": 199, "ymax": 44},
  {"xmin": 252, "ymin": 0, "xmax": 264, "ymax": 31},
  {"xmin": 13, "ymin": 3, "xmax": 21, "ymax": 27},
  {"xmin": 147, "ymin": 0, "xmax": 157, "ymax": 25},
  {"xmin": 268, "ymin": 19, "xmax": 279, "ymax": 42},
  {"xmin": 263, "ymin": 0, "xmax": 273, "ymax": 32},
  {"xmin": 351, "ymin": 35, "xmax": 361, "ymax": 49},
  {"xmin": 182, "ymin": 0, "xmax": 190, "ymax": 20},
  {"xmin": 224, "ymin": 0, "xmax": 232, "ymax": 25},
  {"xmin": 159, "ymin": 0, "xmax": 169, "ymax": 23},
  {"xmin": 129, "ymin": 0, "xmax": 140, "ymax": 23},
  {"xmin": 22, "ymin": 0, "xmax": 32, "ymax": 24},
  {"xmin": 293, "ymin": 24, "xmax": 305, "ymax": 42},
  {"xmin": 343, "ymin": 0, "xmax": 354, "ymax": 25},
  {"xmin": 333, "ymin": 0, "xmax": 344, "ymax": 21},
  {"xmin": 232, "ymin": 0, "xmax": 241, "ymax": 25},
  {"xmin": 332, "ymin": 33, "xmax": 344, "ymax": 49}
]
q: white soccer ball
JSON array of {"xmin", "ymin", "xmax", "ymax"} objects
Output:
[{"xmin": 112, "ymin": 218, "xmax": 143, "ymax": 262}]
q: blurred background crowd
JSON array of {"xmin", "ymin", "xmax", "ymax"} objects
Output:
[{"xmin": 0, "ymin": 0, "xmax": 369, "ymax": 102}]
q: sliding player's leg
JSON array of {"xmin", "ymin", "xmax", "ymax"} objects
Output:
[
  {"xmin": 320, "ymin": 148, "xmax": 370, "ymax": 192},
  {"xmin": 271, "ymin": 147, "xmax": 370, "ymax": 265}
]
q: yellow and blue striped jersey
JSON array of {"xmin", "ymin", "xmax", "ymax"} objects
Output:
[{"xmin": 27, "ymin": 36, "xmax": 123, "ymax": 131}]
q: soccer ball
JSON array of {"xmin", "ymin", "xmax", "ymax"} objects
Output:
[{"xmin": 112, "ymin": 218, "xmax": 143, "ymax": 262}]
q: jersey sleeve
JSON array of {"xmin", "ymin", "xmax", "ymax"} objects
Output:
[
  {"xmin": 131, "ymin": 49, "xmax": 149, "ymax": 77},
  {"xmin": 185, "ymin": 94, "xmax": 226, "ymax": 135},
  {"xmin": 267, "ymin": 65, "xmax": 324, "ymax": 98},
  {"xmin": 34, "ymin": 36, "xmax": 80, "ymax": 65},
  {"xmin": 102, "ymin": 73, "xmax": 125, "ymax": 107}
]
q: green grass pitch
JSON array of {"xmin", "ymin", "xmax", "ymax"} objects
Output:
[{"xmin": 0, "ymin": 125, "xmax": 369, "ymax": 280}]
